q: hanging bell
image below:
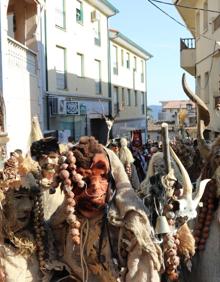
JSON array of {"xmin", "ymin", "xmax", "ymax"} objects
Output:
[{"xmin": 155, "ymin": 215, "xmax": 170, "ymax": 234}]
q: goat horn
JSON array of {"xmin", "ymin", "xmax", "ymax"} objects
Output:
[
  {"xmin": 169, "ymin": 145, "xmax": 192, "ymax": 198},
  {"xmin": 193, "ymin": 179, "xmax": 211, "ymax": 207},
  {"xmin": 182, "ymin": 73, "xmax": 210, "ymax": 126}
]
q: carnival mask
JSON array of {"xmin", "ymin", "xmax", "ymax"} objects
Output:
[
  {"xmin": 5, "ymin": 188, "xmax": 34, "ymax": 233},
  {"xmin": 74, "ymin": 153, "xmax": 110, "ymax": 218}
]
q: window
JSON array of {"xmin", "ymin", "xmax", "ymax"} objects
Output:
[
  {"xmin": 113, "ymin": 87, "xmax": 119, "ymax": 114},
  {"xmin": 196, "ymin": 75, "xmax": 201, "ymax": 96},
  {"xmin": 93, "ymin": 20, "xmax": 101, "ymax": 46},
  {"xmin": 134, "ymin": 90, "xmax": 138, "ymax": 106},
  {"xmin": 141, "ymin": 92, "xmax": 145, "ymax": 114},
  {"xmin": 204, "ymin": 72, "xmax": 209, "ymax": 103},
  {"xmin": 55, "ymin": 46, "xmax": 67, "ymax": 89},
  {"xmin": 214, "ymin": 96, "xmax": 220, "ymax": 110},
  {"xmin": 76, "ymin": 53, "xmax": 83, "ymax": 77},
  {"xmin": 94, "ymin": 60, "xmax": 101, "ymax": 94},
  {"xmin": 121, "ymin": 49, "xmax": 124, "ymax": 66},
  {"xmin": 7, "ymin": 13, "xmax": 15, "ymax": 38},
  {"xmin": 76, "ymin": 0, "xmax": 83, "ymax": 24},
  {"xmin": 141, "ymin": 60, "xmax": 144, "ymax": 83},
  {"xmin": 126, "ymin": 52, "xmax": 130, "ymax": 69},
  {"xmin": 56, "ymin": 0, "xmax": 66, "ymax": 28},
  {"xmin": 121, "ymin": 88, "xmax": 125, "ymax": 107},
  {"xmin": 134, "ymin": 56, "xmax": 137, "ymax": 71},
  {"xmin": 203, "ymin": 1, "xmax": 208, "ymax": 31},
  {"xmin": 196, "ymin": 11, "xmax": 200, "ymax": 37},
  {"xmin": 127, "ymin": 89, "xmax": 131, "ymax": 106},
  {"xmin": 112, "ymin": 45, "xmax": 118, "ymax": 75}
]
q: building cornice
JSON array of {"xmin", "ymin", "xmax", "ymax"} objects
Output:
[
  {"xmin": 46, "ymin": 92, "xmax": 111, "ymax": 101},
  {"xmin": 86, "ymin": 0, "xmax": 119, "ymax": 17},
  {"xmin": 109, "ymin": 29, "xmax": 153, "ymax": 60}
]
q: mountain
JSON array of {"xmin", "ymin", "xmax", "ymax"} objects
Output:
[{"xmin": 148, "ymin": 105, "xmax": 162, "ymax": 121}]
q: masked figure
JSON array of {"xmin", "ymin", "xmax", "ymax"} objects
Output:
[
  {"xmin": 31, "ymin": 137, "xmax": 64, "ymax": 220},
  {"xmin": 0, "ymin": 154, "xmax": 59, "ymax": 282},
  {"xmin": 49, "ymin": 136, "xmax": 163, "ymax": 282}
]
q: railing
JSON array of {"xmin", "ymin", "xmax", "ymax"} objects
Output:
[
  {"xmin": 180, "ymin": 38, "xmax": 195, "ymax": 51},
  {"xmin": 7, "ymin": 36, "xmax": 37, "ymax": 75}
]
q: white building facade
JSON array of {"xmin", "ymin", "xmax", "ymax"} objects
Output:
[
  {"xmin": 44, "ymin": 0, "xmax": 118, "ymax": 144},
  {"xmin": 0, "ymin": 0, "xmax": 44, "ymax": 156},
  {"xmin": 109, "ymin": 29, "xmax": 152, "ymax": 141}
]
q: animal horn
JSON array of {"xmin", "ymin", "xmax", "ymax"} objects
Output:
[
  {"xmin": 197, "ymin": 119, "xmax": 211, "ymax": 159},
  {"xmin": 182, "ymin": 73, "xmax": 210, "ymax": 126},
  {"xmin": 182, "ymin": 73, "xmax": 211, "ymax": 159},
  {"xmin": 193, "ymin": 179, "xmax": 211, "ymax": 207},
  {"xmin": 169, "ymin": 145, "xmax": 192, "ymax": 198}
]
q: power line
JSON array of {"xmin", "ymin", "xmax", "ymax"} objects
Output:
[
  {"xmin": 147, "ymin": 0, "xmax": 216, "ymax": 43},
  {"xmin": 150, "ymin": 0, "xmax": 220, "ymax": 14},
  {"xmin": 147, "ymin": 0, "xmax": 185, "ymax": 27}
]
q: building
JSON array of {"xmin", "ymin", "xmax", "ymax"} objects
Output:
[
  {"xmin": 174, "ymin": 0, "xmax": 220, "ymax": 137},
  {"xmin": 0, "ymin": 0, "xmax": 153, "ymax": 154},
  {"xmin": 148, "ymin": 99, "xmax": 196, "ymax": 141},
  {"xmin": 0, "ymin": 0, "xmax": 44, "ymax": 156},
  {"xmin": 44, "ymin": 0, "xmax": 118, "ymax": 144},
  {"xmin": 158, "ymin": 100, "xmax": 196, "ymax": 127},
  {"xmin": 109, "ymin": 29, "xmax": 152, "ymax": 142}
]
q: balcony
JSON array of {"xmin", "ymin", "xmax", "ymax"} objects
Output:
[
  {"xmin": 7, "ymin": 36, "xmax": 37, "ymax": 75},
  {"xmin": 180, "ymin": 38, "xmax": 196, "ymax": 76}
]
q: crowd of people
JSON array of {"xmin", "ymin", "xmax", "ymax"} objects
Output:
[
  {"xmin": 0, "ymin": 125, "xmax": 219, "ymax": 282},
  {"xmin": 0, "ymin": 134, "xmax": 165, "ymax": 282}
]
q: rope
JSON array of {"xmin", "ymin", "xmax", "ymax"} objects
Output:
[{"xmin": 80, "ymin": 219, "xmax": 89, "ymax": 282}]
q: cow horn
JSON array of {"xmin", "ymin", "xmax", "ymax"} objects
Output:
[
  {"xmin": 182, "ymin": 73, "xmax": 211, "ymax": 159},
  {"xmin": 170, "ymin": 145, "xmax": 192, "ymax": 198},
  {"xmin": 182, "ymin": 73, "xmax": 210, "ymax": 126}
]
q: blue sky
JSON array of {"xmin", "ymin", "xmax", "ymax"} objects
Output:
[{"xmin": 109, "ymin": 0, "xmax": 195, "ymax": 105}]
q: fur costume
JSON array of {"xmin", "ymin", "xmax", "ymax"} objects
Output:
[
  {"xmin": 0, "ymin": 155, "xmax": 60, "ymax": 282},
  {"xmin": 49, "ymin": 138, "xmax": 163, "ymax": 282}
]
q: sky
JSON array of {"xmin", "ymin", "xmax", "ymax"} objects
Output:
[{"xmin": 109, "ymin": 0, "xmax": 195, "ymax": 105}]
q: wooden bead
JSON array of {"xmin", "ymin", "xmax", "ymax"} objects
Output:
[
  {"xmin": 59, "ymin": 170, "xmax": 70, "ymax": 180},
  {"xmin": 72, "ymin": 235, "xmax": 80, "ymax": 245},
  {"xmin": 168, "ymin": 271, "xmax": 179, "ymax": 281},
  {"xmin": 72, "ymin": 220, "xmax": 81, "ymax": 229},
  {"xmin": 60, "ymin": 163, "xmax": 69, "ymax": 170},
  {"xmin": 66, "ymin": 214, "xmax": 77, "ymax": 224},
  {"xmin": 71, "ymin": 228, "xmax": 80, "ymax": 236}
]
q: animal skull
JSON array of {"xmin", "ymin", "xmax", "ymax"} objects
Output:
[{"xmin": 170, "ymin": 146, "xmax": 211, "ymax": 221}]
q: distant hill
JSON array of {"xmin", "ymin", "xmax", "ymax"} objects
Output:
[{"xmin": 148, "ymin": 105, "xmax": 162, "ymax": 121}]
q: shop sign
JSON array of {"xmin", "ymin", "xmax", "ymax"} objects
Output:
[{"xmin": 66, "ymin": 101, "xmax": 79, "ymax": 115}]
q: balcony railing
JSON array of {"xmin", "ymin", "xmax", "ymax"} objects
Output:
[
  {"xmin": 7, "ymin": 36, "xmax": 37, "ymax": 75},
  {"xmin": 180, "ymin": 38, "xmax": 196, "ymax": 76},
  {"xmin": 180, "ymin": 38, "xmax": 195, "ymax": 51}
]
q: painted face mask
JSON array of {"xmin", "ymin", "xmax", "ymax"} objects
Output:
[
  {"xmin": 73, "ymin": 153, "xmax": 110, "ymax": 218},
  {"xmin": 4, "ymin": 188, "xmax": 34, "ymax": 233}
]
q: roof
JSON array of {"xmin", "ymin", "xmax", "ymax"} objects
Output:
[
  {"xmin": 109, "ymin": 29, "xmax": 153, "ymax": 60},
  {"xmin": 87, "ymin": 0, "xmax": 119, "ymax": 17},
  {"xmin": 160, "ymin": 100, "xmax": 195, "ymax": 109}
]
